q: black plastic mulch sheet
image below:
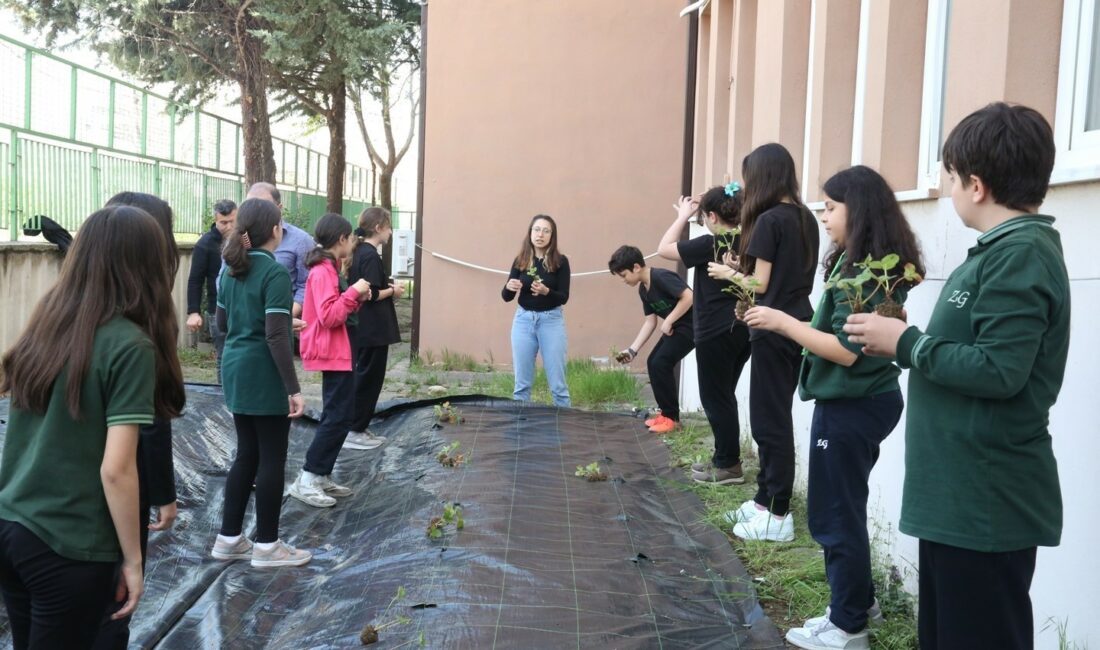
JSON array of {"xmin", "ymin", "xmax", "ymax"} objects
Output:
[{"xmin": 0, "ymin": 387, "xmax": 783, "ymax": 649}]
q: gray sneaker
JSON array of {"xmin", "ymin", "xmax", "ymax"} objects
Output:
[
  {"xmin": 318, "ymin": 474, "xmax": 353, "ymax": 497},
  {"xmin": 692, "ymin": 463, "xmax": 745, "ymax": 485},
  {"xmin": 211, "ymin": 535, "xmax": 253, "ymax": 561},
  {"xmin": 251, "ymin": 540, "xmax": 312, "ymax": 568},
  {"xmin": 288, "ymin": 472, "xmax": 337, "ymax": 508},
  {"xmin": 343, "ymin": 432, "xmax": 385, "ymax": 450},
  {"xmin": 803, "ymin": 600, "xmax": 885, "ymax": 631}
]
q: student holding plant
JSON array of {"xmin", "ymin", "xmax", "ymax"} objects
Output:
[
  {"xmin": 607, "ymin": 245, "xmax": 694, "ymax": 433},
  {"xmin": 708, "ymin": 143, "xmax": 819, "ymax": 542},
  {"xmin": 657, "ymin": 184, "xmax": 751, "ymax": 484},
  {"xmin": 845, "ymin": 103, "xmax": 1068, "ymax": 650},
  {"xmin": 744, "ymin": 165, "xmax": 924, "ymax": 650},
  {"xmin": 502, "ymin": 215, "xmax": 572, "ymax": 407}
]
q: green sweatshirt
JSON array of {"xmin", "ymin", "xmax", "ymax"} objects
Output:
[{"xmin": 895, "ymin": 215, "xmax": 1068, "ymax": 552}]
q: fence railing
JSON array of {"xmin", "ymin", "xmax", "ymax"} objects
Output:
[{"xmin": 0, "ymin": 33, "xmax": 385, "ymax": 240}]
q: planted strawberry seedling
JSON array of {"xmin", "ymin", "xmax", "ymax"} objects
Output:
[
  {"xmin": 436, "ymin": 441, "xmax": 467, "ymax": 468},
  {"xmin": 426, "ymin": 503, "xmax": 465, "ymax": 539},
  {"xmin": 575, "ymin": 461, "xmax": 609, "ymax": 482},
  {"xmin": 433, "ymin": 401, "xmax": 464, "ymax": 424},
  {"xmin": 361, "ymin": 586, "xmax": 412, "ymax": 645}
]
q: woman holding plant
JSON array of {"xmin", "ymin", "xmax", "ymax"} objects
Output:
[
  {"xmin": 502, "ymin": 215, "xmax": 572, "ymax": 407},
  {"xmin": 742, "ymin": 165, "xmax": 923, "ymax": 650}
]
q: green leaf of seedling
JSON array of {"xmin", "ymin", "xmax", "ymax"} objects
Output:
[
  {"xmin": 429, "ymin": 526, "xmax": 442, "ymax": 539},
  {"xmin": 903, "ymin": 263, "xmax": 923, "ymax": 282},
  {"xmin": 880, "ymin": 254, "xmax": 900, "ymax": 270},
  {"xmin": 456, "ymin": 515, "xmax": 465, "ymax": 530}
]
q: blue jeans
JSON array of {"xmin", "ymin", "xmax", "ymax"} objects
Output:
[{"xmin": 511, "ymin": 307, "xmax": 570, "ymax": 407}]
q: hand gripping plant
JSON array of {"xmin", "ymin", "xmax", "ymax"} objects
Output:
[{"xmin": 828, "ymin": 254, "xmax": 922, "ymax": 319}]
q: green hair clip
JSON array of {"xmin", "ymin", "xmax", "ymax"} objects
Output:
[{"xmin": 724, "ymin": 181, "xmax": 741, "ymax": 197}]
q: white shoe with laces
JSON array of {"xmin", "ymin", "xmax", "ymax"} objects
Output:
[
  {"xmin": 723, "ymin": 499, "xmax": 766, "ymax": 525},
  {"xmin": 785, "ymin": 620, "xmax": 869, "ymax": 650},
  {"xmin": 211, "ymin": 534, "xmax": 253, "ymax": 560},
  {"xmin": 732, "ymin": 511, "xmax": 795, "ymax": 542},
  {"xmin": 803, "ymin": 600, "xmax": 884, "ymax": 632},
  {"xmin": 251, "ymin": 539, "xmax": 312, "ymax": 568},
  {"xmin": 288, "ymin": 472, "xmax": 337, "ymax": 508},
  {"xmin": 342, "ymin": 432, "xmax": 385, "ymax": 450}
]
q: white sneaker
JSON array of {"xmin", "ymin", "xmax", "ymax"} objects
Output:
[
  {"xmin": 318, "ymin": 474, "xmax": 353, "ymax": 497},
  {"xmin": 732, "ymin": 511, "xmax": 795, "ymax": 542},
  {"xmin": 251, "ymin": 539, "xmax": 312, "ymax": 568},
  {"xmin": 803, "ymin": 600, "xmax": 884, "ymax": 631},
  {"xmin": 343, "ymin": 432, "xmax": 385, "ymax": 450},
  {"xmin": 723, "ymin": 499, "xmax": 766, "ymax": 525},
  {"xmin": 289, "ymin": 472, "xmax": 337, "ymax": 508},
  {"xmin": 786, "ymin": 620, "xmax": 869, "ymax": 650},
  {"xmin": 211, "ymin": 534, "xmax": 253, "ymax": 560}
]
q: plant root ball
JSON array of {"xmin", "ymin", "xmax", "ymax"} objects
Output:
[{"xmin": 360, "ymin": 624, "xmax": 379, "ymax": 645}]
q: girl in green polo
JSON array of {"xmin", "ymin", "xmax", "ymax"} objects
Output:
[
  {"xmin": 0, "ymin": 205, "xmax": 185, "ymax": 649},
  {"xmin": 211, "ymin": 199, "xmax": 312, "ymax": 568},
  {"xmin": 743, "ymin": 165, "xmax": 924, "ymax": 650}
]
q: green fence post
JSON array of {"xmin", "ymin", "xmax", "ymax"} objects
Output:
[
  {"xmin": 235, "ymin": 125, "xmax": 241, "ymax": 175},
  {"xmin": 9, "ymin": 135, "xmax": 19, "ymax": 241},
  {"xmin": 69, "ymin": 66, "xmax": 77, "ymax": 140},
  {"xmin": 153, "ymin": 160, "xmax": 161, "ymax": 196},
  {"xmin": 23, "ymin": 50, "xmax": 32, "ymax": 130},
  {"xmin": 193, "ymin": 111, "xmax": 201, "ymax": 167},
  {"xmin": 200, "ymin": 174, "xmax": 208, "ymax": 233},
  {"xmin": 215, "ymin": 118, "xmax": 221, "ymax": 171},
  {"xmin": 90, "ymin": 147, "xmax": 101, "ymax": 207},
  {"xmin": 107, "ymin": 80, "xmax": 116, "ymax": 149},
  {"xmin": 168, "ymin": 104, "xmax": 176, "ymax": 162},
  {"xmin": 140, "ymin": 93, "xmax": 148, "ymax": 156}
]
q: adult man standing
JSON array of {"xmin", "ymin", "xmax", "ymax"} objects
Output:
[
  {"xmin": 187, "ymin": 199, "xmax": 236, "ymax": 381},
  {"xmin": 245, "ymin": 182, "xmax": 315, "ymax": 317}
]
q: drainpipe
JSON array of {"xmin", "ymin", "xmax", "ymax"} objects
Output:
[
  {"xmin": 675, "ymin": 2, "xmax": 700, "ymax": 391},
  {"xmin": 410, "ymin": 1, "xmax": 428, "ymax": 357}
]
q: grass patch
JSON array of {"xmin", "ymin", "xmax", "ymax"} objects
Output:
[
  {"xmin": 482, "ymin": 358, "xmax": 640, "ymax": 408},
  {"xmin": 176, "ymin": 346, "xmax": 218, "ymax": 383},
  {"xmin": 662, "ymin": 416, "xmax": 917, "ymax": 648}
]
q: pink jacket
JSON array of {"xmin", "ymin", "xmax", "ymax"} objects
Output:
[{"xmin": 300, "ymin": 259, "xmax": 362, "ymax": 372}]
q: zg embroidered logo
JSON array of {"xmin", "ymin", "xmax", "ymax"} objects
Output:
[
  {"xmin": 947, "ymin": 290, "xmax": 970, "ymax": 308},
  {"xmin": 816, "ymin": 439, "xmax": 828, "ymax": 450}
]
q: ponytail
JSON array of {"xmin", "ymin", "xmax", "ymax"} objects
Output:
[{"xmin": 224, "ymin": 198, "xmax": 283, "ymax": 277}]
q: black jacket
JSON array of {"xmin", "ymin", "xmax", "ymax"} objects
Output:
[{"xmin": 187, "ymin": 224, "xmax": 224, "ymax": 314}]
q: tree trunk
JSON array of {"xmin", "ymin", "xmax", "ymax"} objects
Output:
[
  {"xmin": 237, "ymin": 34, "xmax": 277, "ymax": 184},
  {"xmin": 378, "ymin": 168, "xmax": 393, "ymax": 209},
  {"xmin": 325, "ymin": 80, "xmax": 347, "ymax": 214}
]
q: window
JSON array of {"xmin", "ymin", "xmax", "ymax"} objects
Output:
[
  {"xmin": 1054, "ymin": 0, "xmax": 1100, "ymax": 182},
  {"xmin": 916, "ymin": 0, "xmax": 951, "ymax": 190}
]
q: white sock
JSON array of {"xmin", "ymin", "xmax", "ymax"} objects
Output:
[
  {"xmin": 301, "ymin": 470, "xmax": 320, "ymax": 482},
  {"xmin": 217, "ymin": 533, "xmax": 242, "ymax": 544},
  {"xmin": 255, "ymin": 540, "xmax": 279, "ymax": 551}
]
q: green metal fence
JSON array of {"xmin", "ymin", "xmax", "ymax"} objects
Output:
[{"xmin": 0, "ymin": 33, "xmax": 381, "ymax": 240}]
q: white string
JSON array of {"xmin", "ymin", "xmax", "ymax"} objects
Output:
[{"xmin": 414, "ymin": 244, "xmax": 663, "ymax": 277}]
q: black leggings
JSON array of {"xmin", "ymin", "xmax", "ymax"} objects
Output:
[
  {"xmin": 0, "ymin": 519, "xmax": 116, "ymax": 650},
  {"xmin": 646, "ymin": 332, "xmax": 695, "ymax": 421},
  {"xmin": 695, "ymin": 325, "xmax": 752, "ymax": 469},
  {"xmin": 220, "ymin": 414, "xmax": 291, "ymax": 544},
  {"xmin": 749, "ymin": 332, "xmax": 802, "ymax": 516},
  {"xmin": 351, "ymin": 344, "xmax": 389, "ymax": 432}
]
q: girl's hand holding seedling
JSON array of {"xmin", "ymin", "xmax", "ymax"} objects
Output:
[
  {"xmin": 352, "ymin": 278, "xmax": 372, "ymax": 301},
  {"xmin": 843, "ymin": 312, "xmax": 907, "ymax": 358},
  {"xmin": 505, "ymin": 278, "xmax": 523, "ymax": 292},
  {"xmin": 706, "ymin": 261, "xmax": 737, "ymax": 281},
  {"xmin": 743, "ymin": 306, "xmax": 792, "ymax": 333},
  {"xmin": 675, "ymin": 195, "xmax": 698, "ymax": 221},
  {"xmin": 530, "ymin": 280, "xmax": 550, "ymax": 296},
  {"xmin": 392, "ymin": 282, "xmax": 406, "ymax": 299},
  {"xmin": 722, "ymin": 250, "xmax": 740, "ymax": 271},
  {"xmin": 614, "ymin": 347, "xmax": 636, "ymax": 364}
]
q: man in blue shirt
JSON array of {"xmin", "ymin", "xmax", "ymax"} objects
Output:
[{"xmin": 245, "ymin": 182, "xmax": 316, "ymax": 317}]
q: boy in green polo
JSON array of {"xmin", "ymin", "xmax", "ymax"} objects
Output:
[{"xmin": 844, "ymin": 102, "xmax": 1068, "ymax": 650}]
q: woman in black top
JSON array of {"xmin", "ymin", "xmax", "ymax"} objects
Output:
[
  {"xmin": 658, "ymin": 184, "xmax": 751, "ymax": 486},
  {"xmin": 347, "ymin": 208, "xmax": 404, "ymax": 449},
  {"xmin": 501, "ymin": 215, "xmax": 571, "ymax": 407}
]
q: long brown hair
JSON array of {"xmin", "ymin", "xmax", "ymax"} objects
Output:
[
  {"xmin": 306, "ymin": 213, "xmax": 353, "ymax": 268},
  {"xmin": 223, "ymin": 199, "xmax": 283, "ymax": 278},
  {"xmin": 106, "ymin": 191, "xmax": 180, "ymax": 279},
  {"xmin": 512, "ymin": 214, "xmax": 563, "ymax": 272},
  {"xmin": 0, "ymin": 206, "xmax": 185, "ymax": 419},
  {"xmin": 738, "ymin": 143, "xmax": 817, "ymax": 275}
]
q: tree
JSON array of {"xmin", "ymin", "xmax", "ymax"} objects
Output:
[
  {"xmin": 255, "ymin": 0, "xmax": 404, "ymax": 213},
  {"xmin": 4, "ymin": 0, "xmax": 279, "ymax": 184}
]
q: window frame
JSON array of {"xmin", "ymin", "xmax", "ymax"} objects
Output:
[
  {"xmin": 916, "ymin": 0, "xmax": 951, "ymax": 192},
  {"xmin": 1053, "ymin": 0, "xmax": 1100, "ymax": 184}
]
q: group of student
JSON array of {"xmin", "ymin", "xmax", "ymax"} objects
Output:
[
  {"xmin": 502, "ymin": 102, "xmax": 1068, "ymax": 650},
  {"xmin": 0, "ymin": 183, "xmax": 404, "ymax": 648}
]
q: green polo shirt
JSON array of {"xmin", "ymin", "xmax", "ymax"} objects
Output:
[
  {"xmin": 896, "ymin": 214, "xmax": 1068, "ymax": 552},
  {"xmin": 799, "ymin": 256, "xmax": 905, "ymax": 402},
  {"xmin": 0, "ymin": 316, "xmax": 155, "ymax": 562},
  {"xmin": 218, "ymin": 250, "xmax": 295, "ymax": 415}
]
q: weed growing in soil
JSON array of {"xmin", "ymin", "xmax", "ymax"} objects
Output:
[{"xmin": 575, "ymin": 462, "xmax": 609, "ymax": 482}]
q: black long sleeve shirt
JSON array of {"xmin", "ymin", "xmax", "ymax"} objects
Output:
[
  {"xmin": 187, "ymin": 224, "xmax": 224, "ymax": 315},
  {"xmin": 501, "ymin": 255, "xmax": 571, "ymax": 311}
]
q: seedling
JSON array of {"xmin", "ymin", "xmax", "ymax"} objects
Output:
[
  {"xmin": 361, "ymin": 586, "xmax": 411, "ymax": 645},
  {"xmin": 611, "ymin": 346, "xmax": 633, "ymax": 364},
  {"xmin": 433, "ymin": 401, "xmax": 464, "ymax": 424},
  {"xmin": 436, "ymin": 441, "xmax": 467, "ymax": 468},
  {"xmin": 712, "ymin": 226, "xmax": 741, "ymax": 263},
  {"xmin": 575, "ymin": 461, "xmax": 609, "ymax": 482},
  {"xmin": 526, "ymin": 264, "xmax": 543, "ymax": 284},
  {"xmin": 426, "ymin": 503, "xmax": 465, "ymax": 539},
  {"xmin": 721, "ymin": 275, "xmax": 763, "ymax": 321},
  {"xmin": 827, "ymin": 254, "xmax": 922, "ymax": 319}
]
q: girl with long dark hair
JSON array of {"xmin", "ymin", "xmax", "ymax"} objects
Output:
[
  {"xmin": 744, "ymin": 165, "xmax": 923, "ymax": 648},
  {"xmin": 0, "ymin": 205, "xmax": 185, "ymax": 649},
  {"xmin": 502, "ymin": 215, "xmax": 572, "ymax": 407}
]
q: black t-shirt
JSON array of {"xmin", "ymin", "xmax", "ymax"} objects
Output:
[
  {"xmin": 349, "ymin": 242, "xmax": 401, "ymax": 347},
  {"xmin": 639, "ymin": 268, "xmax": 693, "ymax": 338},
  {"xmin": 745, "ymin": 203, "xmax": 819, "ymax": 338},
  {"xmin": 677, "ymin": 235, "xmax": 739, "ymax": 343},
  {"xmin": 501, "ymin": 255, "xmax": 571, "ymax": 311}
]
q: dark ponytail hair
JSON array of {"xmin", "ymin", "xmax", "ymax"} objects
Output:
[
  {"xmin": 738, "ymin": 143, "xmax": 817, "ymax": 275},
  {"xmin": 821, "ymin": 165, "xmax": 925, "ymax": 284},
  {"xmin": 223, "ymin": 198, "xmax": 283, "ymax": 278},
  {"xmin": 106, "ymin": 191, "xmax": 179, "ymax": 279},
  {"xmin": 356, "ymin": 207, "xmax": 392, "ymax": 240},
  {"xmin": 306, "ymin": 213, "xmax": 353, "ymax": 268},
  {"xmin": 698, "ymin": 186, "xmax": 744, "ymax": 227}
]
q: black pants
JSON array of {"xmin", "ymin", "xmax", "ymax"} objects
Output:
[
  {"xmin": 0, "ymin": 519, "xmax": 116, "ymax": 650},
  {"xmin": 304, "ymin": 370, "xmax": 356, "ymax": 476},
  {"xmin": 220, "ymin": 414, "xmax": 291, "ymax": 544},
  {"xmin": 695, "ymin": 325, "xmax": 751, "ymax": 469},
  {"xmin": 749, "ymin": 332, "xmax": 802, "ymax": 516},
  {"xmin": 807, "ymin": 391, "xmax": 903, "ymax": 633},
  {"xmin": 918, "ymin": 540, "xmax": 1037, "ymax": 650},
  {"xmin": 647, "ymin": 332, "xmax": 695, "ymax": 421},
  {"xmin": 351, "ymin": 344, "xmax": 389, "ymax": 432}
]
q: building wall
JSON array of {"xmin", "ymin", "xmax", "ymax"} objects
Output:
[
  {"xmin": 0, "ymin": 243, "xmax": 196, "ymax": 352},
  {"xmin": 682, "ymin": 0, "xmax": 1098, "ymax": 646},
  {"xmin": 417, "ymin": 0, "xmax": 688, "ymax": 365}
]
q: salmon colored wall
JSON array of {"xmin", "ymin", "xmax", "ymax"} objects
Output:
[{"xmin": 419, "ymin": 1, "xmax": 689, "ymax": 366}]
